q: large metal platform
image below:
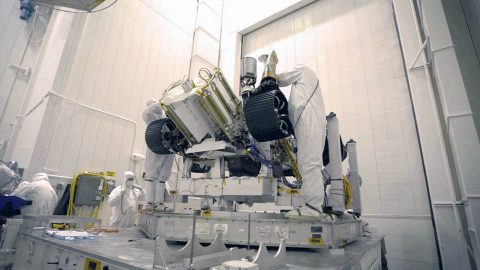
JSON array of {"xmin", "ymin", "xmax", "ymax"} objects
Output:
[
  {"xmin": 139, "ymin": 211, "xmax": 363, "ymax": 249},
  {"xmin": 12, "ymin": 229, "xmax": 384, "ymax": 270}
]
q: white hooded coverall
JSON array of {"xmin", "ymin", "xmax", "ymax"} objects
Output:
[
  {"xmin": 278, "ymin": 66, "xmax": 326, "ymax": 214},
  {"xmin": 10, "ymin": 173, "xmax": 58, "ymax": 216},
  {"xmin": 142, "ymin": 100, "xmax": 174, "ymax": 206},
  {"xmin": 108, "ymin": 171, "xmax": 145, "ymax": 228},
  {"xmin": 0, "ymin": 164, "xmax": 17, "ymax": 194}
]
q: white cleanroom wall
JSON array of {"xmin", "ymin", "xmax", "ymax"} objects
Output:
[
  {"xmin": 32, "ymin": 0, "xmax": 194, "ymax": 176},
  {"xmin": 7, "ymin": 0, "xmax": 196, "ymax": 224},
  {"xmin": 0, "ymin": 0, "xmax": 50, "ymax": 161},
  {"xmin": 241, "ymin": 0, "xmax": 438, "ymax": 269},
  {"xmin": 4, "ymin": 11, "xmax": 75, "ymax": 173},
  {"xmin": 394, "ymin": 0, "xmax": 480, "ymax": 268},
  {"xmin": 219, "ymin": 0, "xmax": 307, "ymax": 95}
]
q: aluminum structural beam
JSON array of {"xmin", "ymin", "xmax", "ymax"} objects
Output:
[{"xmin": 393, "ymin": 0, "xmax": 480, "ymax": 268}]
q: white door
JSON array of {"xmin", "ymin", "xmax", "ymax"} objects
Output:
[{"xmin": 242, "ymin": 0, "xmax": 439, "ymax": 269}]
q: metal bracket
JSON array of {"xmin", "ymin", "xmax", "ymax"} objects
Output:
[
  {"xmin": 252, "ymin": 239, "xmax": 287, "ymax": 270},
  {"xmin": 9, "ymin": 64, "xmax": 32, "ymax": 80},
  {"xmin": 409, "ymin": 38, "xmax": 429, "ymax": 71},
  {"xmin": 154, "ymin": 232, "xmax": 254, "ymax": 269},
  {"xmin": 153, "ymin": 232, "xmax": 286, "ymax": 270},
  {"xmin": 154, "ymin": 232, "xmax": 227, "ymax": 266}
]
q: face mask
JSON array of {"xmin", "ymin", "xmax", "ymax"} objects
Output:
[{"xmin": 125, "ymin": 179, "xmax": 134, "ymax": 188}]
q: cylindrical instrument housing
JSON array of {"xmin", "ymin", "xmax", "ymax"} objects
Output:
[
  {"xmin": 347, "ymin": 140, "xmax": 362, "ymax": 216},
  {"xmin": 325, "ymin": 113, "xmax": 345, "ymax": 214},
  {"xmin": 240, "ymin": 57, "xmax": 257, "ymax": 86}
]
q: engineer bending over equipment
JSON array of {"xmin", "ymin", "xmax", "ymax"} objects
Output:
[
  {"xmin": 278, "ymin": 66, "xmax": 327, "ymax": 219},
  {"xmin": 11, "ymin": 173, "xmax": 57, "ymax": 216}
]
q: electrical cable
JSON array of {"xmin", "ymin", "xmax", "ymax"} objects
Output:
[
  {"xmin": 246, "ymin": 143, "xmax": 272, "ymax": 169},
  {"xmin": 246, "ymin": 140, "xmax": 302, "ymax": 189},
  {"xmin": 67, "ymin": 174, "xmax": 79, "ymax": 216},
  {"xmin": 159, "ymin": 76, "xmax": 186, "ymax": 102},
  {"xmin": 24, "ymin": 8, "xmax": 38, "ymax": 42},
  {"xmin": 0, "ymin": 6, "xmax": 42, "ymax": 131},
  {"xmin": 23, "ymin": 7, "xmax": 49, "ymax": 43},
  {"xmin": 343, "ymin": 175, "xmax": 352, "ymax": 208},
  {"xmin": 279, "ymin": 138, "xmax": 302, "ymax": 182},
  {"xmin": 16, "ymin": 93, "xmax": 49, "ymax": 119},
  {"xmin": 292, "ymin": 80, "xmax": 320, "ymax": 130},
  {"xmin": 198, "ymin": 68, "xmax": 212, "ymax": 84},
  {"xmin": 174, "ymin": 155, "xmax": 181, "ymax": 171},
  {"xmin": 34, "ymin": 0, "xmax": 118, "ymax": 14},
  {"xmin": 67, "ymin": 173, "xmax": 107, "ymax": 225}
]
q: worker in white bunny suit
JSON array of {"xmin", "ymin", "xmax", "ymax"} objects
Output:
[
  {"xmin": 256, "ymin": 51, "xmax": 327, "ymax": 219},
  {"xmin": 11, "ymin": 173, "xmax": 58, "ymax": 216},
  {"xmin": 108, "ymin": 171, "xmax": 145, "ymax": 228},
  {"xmin": 142, "ymin": 99, "xmax": 174, "ymax": 211},
  {"xmin": 277, "ymin": 64, "xmax": 327, "ymax": 219}
]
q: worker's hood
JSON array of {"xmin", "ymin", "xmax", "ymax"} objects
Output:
[
  {"xmin": 122, "ymin": 171, "xmax": 135, "ymax": 188},
  {"xmin": 124, "ymin": 171, "xmax": 135, "ymax": 181}
]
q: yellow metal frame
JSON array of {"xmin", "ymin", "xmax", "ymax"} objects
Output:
[{"xmin": 67, "ymin": 173, "xmax": 107, "ymax": 220}]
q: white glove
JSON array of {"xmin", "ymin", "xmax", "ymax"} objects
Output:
[
  {"xmin": 132, "ymin": 184, "xmax": 143, "ymax": 190},
  {"xmin": 120, "ymin": 186, "xmax": 127, "ymax": 194}
]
